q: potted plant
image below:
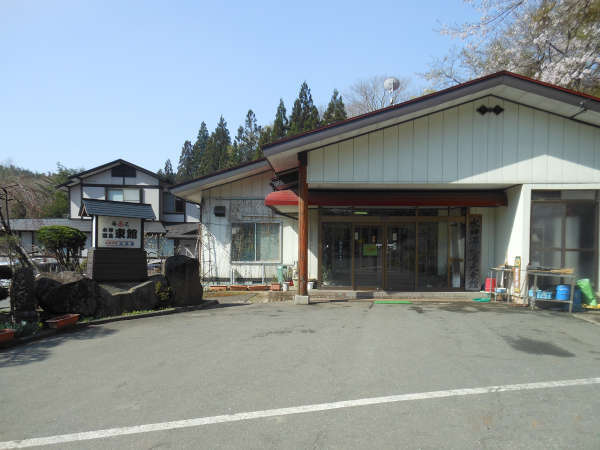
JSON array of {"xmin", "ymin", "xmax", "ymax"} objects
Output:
[
  {"xmin": 45, "ymin": 313, "xmax": 80, "ymax": 329},
  {"xmin": 230, "ymin": 284, "xmax": 248, "ymax": 291},
  {"xmin": 270, "ymin": 277, "xmax": 281, "ymax": 291},
  {"xmin": 0, "ymin": 328, "xmax": 15, "ymax": 343},
  {"xmin": 248, "ymin": 284, "xmax": 268, "ymax": 291},
  {"xmin": 210, "ymin": 285, "xmax": 228, "ymax": 291}
]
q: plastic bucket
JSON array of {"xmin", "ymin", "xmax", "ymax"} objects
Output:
[
  {"xmin": 555, "ymin": 284, "xmax": 570, "ymax": 301},
  {"xmin": 485, "ymin": 278, "xmax": 496, "ymax": 292}
]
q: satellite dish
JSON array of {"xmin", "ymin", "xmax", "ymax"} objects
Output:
[{"xmin": 384, "ymin": 77, "xmax": 401, "ymax": 105}]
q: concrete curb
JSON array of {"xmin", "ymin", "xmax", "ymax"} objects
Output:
[{"xmin": 0, "ymin": 300, "xmax": 219, "ymax": 350}]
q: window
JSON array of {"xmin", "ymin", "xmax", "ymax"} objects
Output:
[
  {"xmin": 111, "ymin": 164, "xmax": 136, "ymax": 178},
  {"xmin": 107, "ymin": 188, "xmax": 140, "ymax": 202},
  {"xmin": 231, "ymin": 223, "xmax": 280, "ymax": 262},
  {"xmin": 163, "ymin": 192, "xmax": 185, "ymax": 213},
  {"xmin": 531, "ymin": 191, "xmax": 598, "ymax": 284},
  {"xmin": 175, "ymin": 198, "xmax": 185, "ymax": 213}
]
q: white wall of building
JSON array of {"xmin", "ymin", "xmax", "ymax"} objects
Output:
[
  {"xmin": 70, "ymin": 186, "xmax": 81, "ymax": 219},
  {"xmin": 198, "ymin": 170, "xmax": 319, "ymax": 282},
  {"xmin": 143, "ymin": 188, "xmax": 160, "ymax": 219},
  {"xmin": 308, "ymin": 97, "xmax": 600, "ymax": 186}
]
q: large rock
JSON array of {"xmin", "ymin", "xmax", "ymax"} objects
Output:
[
  {"xmin": 36, "ymin": 271, "xmax": 98, "ymax": 316},
  {"xmin": 36, "ymin": 271, "xmax": 169, "ymax": 317},
  {"xmin": 163, "ymin": 256, "xmax": 203, "ymax": 306},
  {"xmin": 11, "ymin": 266, "xmax": 37, "ymax": 322},
  {"xmin": 96, "ymin": 280, "xmax": 161, "ymax": 317}
]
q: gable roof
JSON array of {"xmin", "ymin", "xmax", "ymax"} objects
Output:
[
  {"xmin": 264, "ymin": 71, "xmax": 600, "ymax": 172},
  {"xmin": 58, "ymin": 159, "xmax": 161, "ymax": 189},
  {"xmin": 79, "ymin": 199, "xmax": 156, "ymax": 220},
  {"xmin": 169, "ymin": 158, "xmax": 272, "ymax": 203}
]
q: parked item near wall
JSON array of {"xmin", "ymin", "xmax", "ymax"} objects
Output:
[
  {"xmin": 46, "ymin": 314, "xmax": 80, "ymax": 329},
  {"xmin": 0, "ymin": 328, "xmax": 15, "ymax": 343}
]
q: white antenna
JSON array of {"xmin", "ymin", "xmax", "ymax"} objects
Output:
[{"xmin": 384, "ymin": 77, "xmax": 400, "ymax": 105}]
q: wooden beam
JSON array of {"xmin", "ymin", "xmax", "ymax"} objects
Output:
[{"xmin": 298, "ymin": 153, "xmax": 308, "ymax": 296}]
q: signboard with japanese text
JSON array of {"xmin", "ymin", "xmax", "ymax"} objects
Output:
[{"xmin": 97, "ymin": 216, "xmax": 141, "ymax": 248}]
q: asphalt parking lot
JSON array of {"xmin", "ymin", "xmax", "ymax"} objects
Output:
[{"xmin": 1, "ymin": 301, "xmax": 599, "ymax": 449}]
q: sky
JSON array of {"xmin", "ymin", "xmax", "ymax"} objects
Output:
[{"xmin": 0, "ymin": 0, "xmax": 479, "ymax": 174}]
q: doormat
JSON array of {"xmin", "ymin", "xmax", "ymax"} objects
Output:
[
  {"xmin": 373, "ymin": 300, "xmax": 412, "ymax": 304},
  {"xmin": 473, "ymin": 298, "xmax": 491, "ymax": 302}
]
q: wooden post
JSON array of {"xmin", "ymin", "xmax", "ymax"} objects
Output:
[{"xmin": 298, "ymin": 152, "xmax": 308, "ymax": 296}]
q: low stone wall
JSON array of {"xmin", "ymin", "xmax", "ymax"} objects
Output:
[{"xmin": 36, "ymin": 255, "xmax": 205, "ymax": 317}]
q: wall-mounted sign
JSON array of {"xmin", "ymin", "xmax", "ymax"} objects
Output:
[{"xmin": 97, "ymin": 215, "xmax": 141, "ymax": 248}]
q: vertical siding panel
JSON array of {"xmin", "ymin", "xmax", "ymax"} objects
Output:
[
  {"xmin": 413, "ymin": 116, "xmax": 428, "ymax": 182},
  {"xmin": 383, "ymin": 125, "xmax": 399, "ymax": 182},
  {"xmin": 457, "ymin": 102, "xmax": 473, "ymax": 182},
  {"xmin": 354, "ymin": 134, "xmax": 369, "ymax": 181},
  {"xmin": 338, "ymin": 139, "xmax": 354, "ymax": 182},
  {"xmin": 579, "ymin": 123, "xmax": 596, "ymax": 181},
  {"xmin": 323, "ymin": 143, "xmax": 339, "ymax": 182},
  {"xmin": 532, "ymin": 109, "xmax": 549, "ymax": 182},
  {"xmin": 428, "ymin": 112, "xmax": 443, "ymax": 182},
  {"xmin": 398, "ymin": 121, "xmax": 414, "ymax": 182},
  {"xmin": 596, "ymin": 129, "xmax": 600, "ymax": 182},
  {"xmin": 517, "ymin": 105, "xmax": 533, "ymax": 181},
  {"xmin": 307, "ymin": 148, "xmax": 324, "ymax": 183},
  {"xmin": 501, "ymin": 101, "xmax": 518, "ymax": 182},
  {"xmin": 487, "ymin": 99, "xmax": 503, "ymax": 182},
  {"xmin": 472, "ymin": 99, "xmax": 489, "ymax": 182},
  {"xmin": 443, "ymin": 108, "xmax": 458, "ymax": 181},
  {"xmin": 368, "ymin": 129, "xmax": 384, "ymax": 181},
  {"xmin": 564, "ymin": 120, "xmax": 579, "ymax": 182},
  {"xmin": 547, "ymin": 114, "xmax": 564, "ymax": 182}
]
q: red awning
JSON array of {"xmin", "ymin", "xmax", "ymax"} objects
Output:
[{"xmin": 265, "ymin": 189, "xmax": 507, "ymax": 208}]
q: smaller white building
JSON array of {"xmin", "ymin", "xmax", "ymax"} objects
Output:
[{"xmin": 11, "ymin": 159, "xmax": 201, "ymax": 258}]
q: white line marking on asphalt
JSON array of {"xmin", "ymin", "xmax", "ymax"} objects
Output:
[{"xmin": 1, "ymin": 377, "xmax": 599, "ymax": 449}]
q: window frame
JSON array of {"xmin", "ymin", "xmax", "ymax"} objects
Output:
[
  {"xmin": 106, "ymin": 188, "xmax": 141, "ymax": 203},
  {"xmin": 530, "ymin": 190, "xmax": 598, "ymax": 285},
  {"xmin": 230, "ymin": 221, "xmax": 282, "ymax": 264}
]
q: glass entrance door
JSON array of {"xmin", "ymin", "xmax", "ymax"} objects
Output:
[
  {"xmin": 354, "ymin": 225, "xmax": 384, "ymax": 289},
  {"xmin": 386, "ymin": 224, "xmax": 416, "ymax": 290}
]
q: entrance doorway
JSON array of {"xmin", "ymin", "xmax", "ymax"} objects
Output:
[
  {"xmin": 320, "ymin": 209, "xmax": 466, "ymax": 291},
  {"xmin": 354, "ymin": 225, "xmax": 384, "ymax": 289}
]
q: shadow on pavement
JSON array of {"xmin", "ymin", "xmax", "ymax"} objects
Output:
[{"xmin": 0, "ymin": 326, "xmax": 117, "ymax": 368}]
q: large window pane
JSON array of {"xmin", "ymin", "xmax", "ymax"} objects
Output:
[
  {"xmin": 256, "ymin": 223, "xmax": 280, "ymax": 261},
  {"xmin": 321, "ymin": 223, "xmax": 352, "ymax": 287},
  {"xmin": 418, "ymin": 222, "xmax": 448, "ymax": 289},
  {"xmin": 565, "ymin": 251, "xmax": 595, "ymax": 280},
  {"xmin": 566, "ymin": 203, "xmax": 595, "ymax": 249},
  {"xmin": 449, "ymin": 222, "xmax": 465, "ymax": 288},
  {"xmin": 107, "ymin": 189, "xmax": 124, "ymax": 201},
  {"xmin": 231, "ymin": 223, "xmax": 255, "ymax": 262},
  {"xmin": 123, "ymin": 189, "xmax": 140, "ymax": 202},
  {"xmin": 530, "ymin": 248, "xmax": 562, "ymax": 269},
  {"xmin": 531, "ymin": 203, "xmax": 564, "ymax": 249}
]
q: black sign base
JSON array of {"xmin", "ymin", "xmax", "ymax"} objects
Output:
[{"xmin": 87, "ymin": 248, "xmax": 148, "ymax": 282}]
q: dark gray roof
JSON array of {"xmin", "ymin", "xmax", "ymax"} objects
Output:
[
  {"xmin": 80, "ymin": 199, "xmax": 156, "ymax": 220},
  {"xmin": 6, "ymin": 218, "xmax": 92, "ymax": 232},
  {"xmin": 165, "ymin": 223, "xmax": 198, "ymax": 239},
  {"xmin": 145, "ymin": 221, "xmax": 167, "ymax": 234}
]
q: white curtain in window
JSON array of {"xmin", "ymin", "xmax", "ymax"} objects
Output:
[
  {"xmin": 256, "ymin": 223, "xmax": 279, "ymax": 261},
  {"xmin": 123, "ymin": 189, "xmax": 139, "ymax": 202},
  {"xmin": 107, "ymin": 189, "xmax": 123, "ymax": 201}
]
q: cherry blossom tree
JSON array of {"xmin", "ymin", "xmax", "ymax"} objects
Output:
[{"xmin": 424, "ymin": 0, "xmax": 600, "ymax": 95}]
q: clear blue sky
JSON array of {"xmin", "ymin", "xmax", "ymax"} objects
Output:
[{"xmin": 0, "ymin": 0, "xmax": 478, "ymax": 174}]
